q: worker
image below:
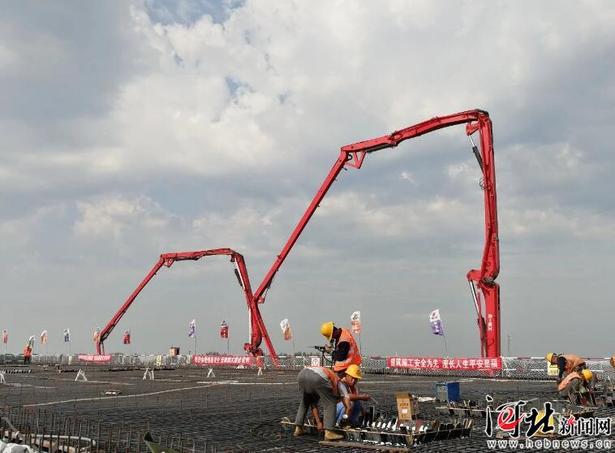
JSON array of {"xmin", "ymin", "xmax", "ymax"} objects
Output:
[
  {"xmin": 545, "ymin": 353, "xmax": 586, "ymax": 381},
  {"xmin": 610, "ymin": 356, "xmax": 615, "ymax": 368},
  {"xmin": 558, "ymin": 369, "xmax": 593, "ymax": 405},
  {"xmin": 320, "ymin": 321, "xmax": 361, "ymax": 374},
  {"xmin": 335, "ymin": 364, "xmax": 370, "ymax": 427},
  {"xmin": 23, "ymin": 345, "xmax": 32, "ymax": 365},
  {"xmin": 294, "ymin": 365, "xmax": 359, "ymax": 441}
]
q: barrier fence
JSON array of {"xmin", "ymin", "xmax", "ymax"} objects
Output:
[{"xmin": 1, "ymin": 353, "xmax": 611, "ymax": 380}]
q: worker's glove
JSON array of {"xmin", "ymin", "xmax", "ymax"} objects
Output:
[{"xmin": 339, "ymin": 414, "xmax": 351, "ymax": 428}]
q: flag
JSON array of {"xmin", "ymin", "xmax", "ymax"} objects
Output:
[
  {"xmin": 220, "ymin": 320, "xmax": 229, "ymax": 339},
  {"xmin": 188, "ymin": 319, "xmax": 196, "ymax": 338},
  {"xmin": 2, "ymin": 329, "xmax": 7, "ymax": 344},
  {"xmin": 27, "ymin": 335, "xmax": 35, "ymax": 348},
  {"xmin": 429, "ymin": 309, "xmax": 445, "ymax": 336},
  {"xmin": 123, "ymin": 329, "xmax": 131, "ymax": 345},
  {"xmin": 280, "ymin": 319, "xmax": 293, "ymax": 341},
  {"xmin": 351, "ymin": 311, "xmax": 361, "ymax": 334},
  {"xmin": 63, "ymin": 328, "xmax": 70, "ymax": 343},
  {"xmin": 40, "ymin": 330, "xmax": 48, "ymax": 345},
  {"xmin": 92, "ymin": 328, "xmax": 100, "ymax": 342}
]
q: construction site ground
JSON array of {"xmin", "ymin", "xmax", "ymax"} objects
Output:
[{"xmin": 1, "ymin": 366, "xmax": 614, "ymax": 452}]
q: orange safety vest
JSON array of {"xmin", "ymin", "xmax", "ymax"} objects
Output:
[
  {"xmin": 333, "ymin": 328, "xmax": 362, "ymax": 372},
  {"xmin": 562, "ymin": 354, "xmax": 585, "ymax": 373},
  {"xmin": 558, "ymin": 371, "xmax": 582, "ymax": 392}
]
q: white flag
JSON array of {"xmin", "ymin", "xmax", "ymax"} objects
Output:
[
  {"xmin": 350, "ymin": 311, "xmax": 361, "ymax": 334},
  {"xmin": 280, "ymin": 319, "xmax": 292, "ymax": 341}
]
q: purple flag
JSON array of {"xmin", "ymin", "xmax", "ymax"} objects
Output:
[{"xmin": 429, "ymin": 309, "xmax": 444, "ymax": 336}]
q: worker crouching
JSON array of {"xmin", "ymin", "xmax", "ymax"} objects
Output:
[
  {"xmin": 294, "ymin": 365, "xmax": 367, "ymax": 441},
  {"xmin": 335, "ymin": 364, "xmax": 370, "ymax": 427},
  {"xmin": 558, "ymin": 369, "xmax": 593, "ymax": 405},
  {"xmin": 545, "ymin": 352, "xmax": 586, "ymax": 382}
]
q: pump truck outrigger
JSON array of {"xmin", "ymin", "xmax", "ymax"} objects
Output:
[
  {"xmin": 252, "ymin": 109, "xmax": 500, "ymax": 357},
  {"xmin": 96, "ymin": 248, "xmax": 279, "ymax": 365}
]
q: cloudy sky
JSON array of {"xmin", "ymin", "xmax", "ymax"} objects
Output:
[{"xmin": 1, "ymin": 0, "xmax": 614, "ymax": 358}]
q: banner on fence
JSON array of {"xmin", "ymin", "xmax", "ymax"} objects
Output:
[
  {"xmin": 387, "ymin": 356, "xmax": 502, "ymax": 370},
  {"xmin": 78, "ymin": 354, "xmax": 112, "ymax": 363},
  {"xmin": 192, "ymin": 354, "xmax": 254, "ymax": 366}
]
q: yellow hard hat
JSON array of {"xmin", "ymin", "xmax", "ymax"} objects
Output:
[
  {"xmin": 346, "ymin": 364, "xmax": 362, "ymax": 380},
  {"xmin": 545, "ymin": 353, "xmax": 555, "ymax": 363},
  {"xmin": 581, "ymin": 369, "xmax": 593, "ymax": 381},
  {"xmin": 320, "ymin": 321, "xmax": 334, "ymax": 341}
]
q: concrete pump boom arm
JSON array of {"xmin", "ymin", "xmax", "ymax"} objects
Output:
[
  {"xmin": 253, "ymin": 109, "xmax": 500, "ymax": 357},
  {"xmin": 96, "ymin": 248, "xmax": 278, "ymax": 364}
]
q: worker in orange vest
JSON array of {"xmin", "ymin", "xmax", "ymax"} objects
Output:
[
  {"xmin": 23, "ymin": 345, "xmax": 32, "ymax": 365},
  {"xmin": 558, "ymin": 369, "xmax": 593, "ymax": 405},
  {"xmin": 545, "ymin": 352, "xmax": 586, "ymax": 382},
  {"xmin": 293, "ymin": 365, "xmax": 360, "ymax": 441},
  {"xmin": 610, "ymin": 356, "xmax": 615, "ymax": 369},
  {"xmin": 320, "ymin": 321, "xmax": 361, "ymax": 374}
]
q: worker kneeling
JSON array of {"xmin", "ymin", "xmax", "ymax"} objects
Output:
[
  {"xmin": 558, "ymin": 369, "xmax": 593, "ymax": 405},
  {"xmin": 335, "ymin": 364, "xmax": 371, "ymax": 427},
  {"xmin": 294, "ymin": 365, "xmax": 368, "ymax": 441}
]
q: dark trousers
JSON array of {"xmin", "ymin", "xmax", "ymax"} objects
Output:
[{"xmin": 295, "ymin": 368, "xmax": 337, "ymax": 429}]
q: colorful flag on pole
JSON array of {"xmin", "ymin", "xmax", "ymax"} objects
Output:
[
  {"xmin": 280, "ymin": 319, "xmax": 293, "ymax": 341},
  {"xmin": 2, "ymin": 329, "xmax": 7, "ymax": 344},
  {"xmin": 40, "ymin": 330, "xmax": 48, "ymax": 345},
  {"xmin": 123, "ymin": 329, "xmax": 131, "ymax": 345},
  {"xmin": 27, "ymin": 335, "xmax": 35, "ymax": 348},
  {"xmin": 188, "ymin": 319, "xmax": 196, "ymax": 338},
  {"xmin": 351, "ymin": 311, "xmax": 361, "ymax": 334},
  {"xmin": 63, "ymin": 328, "xmax": 70, "ymax": 343},
  {"xmin": 220, "ymin": 320, "xmax": 229, "ymax": 339},
  {"xmin": 429, "ymin": 309, "xmax": 444, "ymax": 336},
  {"xmin": 92, "ymin": 328, "xmax": 100, "ymax": 343}
]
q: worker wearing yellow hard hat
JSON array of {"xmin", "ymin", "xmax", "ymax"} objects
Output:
[
  {"xmin": 336, "ymin": 364, "xmax": 371, "ymax": 427},
  {"xmin": 545, "ymin": 352, "xmax": 586, "ymax": 382},
  {"xmin": 558, "ymin": 368, "xmax": 593, "ymax": 405},
  {"xmin": 294, "ymin": 363, "xmax": 369, "ymax": 441},
  {"xmin": 320, "ymin": 321, "xmax": 361, "ymax": 374}
]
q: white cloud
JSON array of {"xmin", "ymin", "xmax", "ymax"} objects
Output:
[
  {"xmin": 1, "ymin": 1, "xmax": 615, "ymax": 355},
  {"xmin": 74, "ymin": 195, "xmax": 174, "ymax": 240}
]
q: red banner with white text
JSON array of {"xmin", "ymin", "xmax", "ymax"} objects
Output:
[
  {"xmin": 78, "ymin": 354, "xmax": 112, "ymax": 363},
  {"xmin": 386, "ymin": 356, "xmax": 502, "ymax": 371},
  {"xmin": 192, "ymin": 354, "xmax": 255, "ymax": 367}
]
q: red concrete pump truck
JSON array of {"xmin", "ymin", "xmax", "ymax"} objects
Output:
[
  {"xmin": 97, "ymin": 108, "xmax": 500, "ymax": 361},
  {"xmin": 96, "ymin": 248, "xmax": 278, "ymax": 364},
  {"xmin": 251, "ymin": 109, "xmax": 501, "ymax": 358}
]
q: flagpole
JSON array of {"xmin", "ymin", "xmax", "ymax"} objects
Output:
[
  {"xmin": 194, "ymin": 335, "xmax": 197, "ymax": 355},
  {"xmin": 442, "ymin": 333, "xmax": 449, "ymax": 357},
  {"xmin": 226, "ymin": 336, "xmax": 229, "ymax": 354}
]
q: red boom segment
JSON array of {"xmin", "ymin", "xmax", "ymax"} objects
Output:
[
  {"xmin": 253, "ymin": 109, "xmax": 500, "ymax": 357},
  {"xmin": 96, "ymin": 248, "xmax": 279, "ymax": 364}
]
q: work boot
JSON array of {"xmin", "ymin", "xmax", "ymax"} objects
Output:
[
  {"xmin": 324, "ymin": 430, "xmax": 344, "ymax": 441},
  {"xmin": 293, "ymin": 425, "xmax": 306, "ymax": 437}
]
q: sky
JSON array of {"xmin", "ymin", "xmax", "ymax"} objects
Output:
[{"xmin": 1, "ymin": 0, "xmax": 614, "ymax": 358}]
